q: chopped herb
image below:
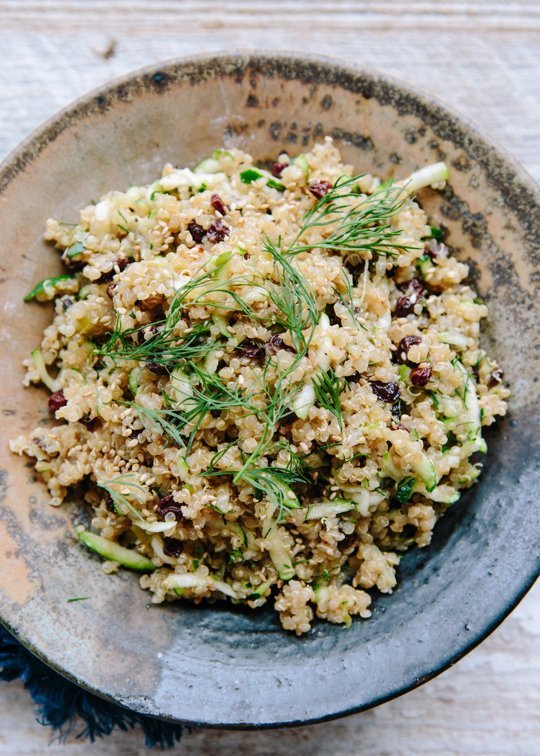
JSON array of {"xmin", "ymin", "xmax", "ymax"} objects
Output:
[
  {"xmin": 267, "ymin": 177, "xmax": 286, "ymax": 191},
  {"xmin": 97, "ymin": 257, "xmax": 261, "ymax": 369},
  {"xmin": 442, "ymin": 431, "xmax": 458, "ymax": 452},
  {"xmin": 395, "ymin": 476, "xmax": 416, "ymax": 504},
  {"xmin": 205, "ymin": 454, "xmax": 309, "ymax": 521},
  {"xmin": 417, "ymin": 254, "xmax": 434, "ymax": 278},
  {"xmin": 240, "ymin": 168, "xmax": 285, "ymax": 192},
  {"xmin": 98, "ymin": 318, "xmax": 214, "ymax": 370},
  {"xmin": 67, "ymin": 596, "xmax": 91, "ymax": 603},
  {"xmin": 240, "ymin": 168, "xmax": 263, "ymax": 184}
]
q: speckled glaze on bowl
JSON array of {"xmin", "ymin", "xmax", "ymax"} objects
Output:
[{"xmin": 0, "ymin": 52, "xmax": 539, "ymax": 729}]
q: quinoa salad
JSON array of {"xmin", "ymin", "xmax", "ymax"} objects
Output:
[{"xmin": 11, "ymin": 139, "xmax": 509, "ymax": 635}]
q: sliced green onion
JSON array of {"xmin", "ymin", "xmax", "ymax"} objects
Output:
[
  {"xmin": 293, "ymin": 154, "xmax": 309, "ymax": 173},
  {"xmin": 247, "ymin": 580, "xmax": 273, "ymax": 600},
  {"xmin": 399, "ymin": 162, "xmax": 449, "ymax": 196},
  {"xmin": 399, "ymin": 364, "xmax": 411, "ymax": 383},
  {"xmin": 212, "ymin": 312, "xmax": 232, "ymax": 338},
  {"xmin": 24, "ymin": 274, "xmax": 75, "ymax": 302},
  {"xmin": 267, "ymin": 177, "xmax": 286, "ymax": 191},
  {"xmin": 264, "ymin": 523, "xmax": 295, "ymax": 581},
  {"xmin": 77, "ymin": 284, "xmax": 93, "ymax": 301},
  {"xmin": 194, "ymin": 149, "xmax": 233, "ymax": 175},
  {"xmin": 128, "ymin": 367, "xmax": 141, "ymax": 397},
  {"xmin": 437, "ymin": 331, "xmax": 469, "ymax": 349},
  {"xmin": 64, "ymin": 241, "xmax": 85, "ymax": 259},
  {"xmin": 194, "ymin": 158, "xmax": 220, "ymax": 174},
  {"xmin": 291, "ymin": 382, "xmax": 315, "ymax": 419},
  {"xmin": 453, "ymin": 360, "xmax": 485, "ymax": 453},
  {"xmin": 414, "ymin": 455, "xmax": 437, "ymax": 492},
  {"xmin": 204, "ymin": 349, "xmax": 220, "ymax": 374},
  {"xmin": 240, "ymin": 168, "xmax": 264, "ymax": 184},
  {"xmin": 173, "ymin": 453, "xmax": 190, "ymax": 481},
  {"xmin": 260, "ymin": 501, "xmax": 296, "ymax": 581},
  {"xmin": 169, "ymin": 368, "xmax": 195, "ymax": 410}
]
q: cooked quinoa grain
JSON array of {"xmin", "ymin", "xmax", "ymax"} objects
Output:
[{"xmin": 10, "ymin": 139, "xmax": 509, "ymax": 635}]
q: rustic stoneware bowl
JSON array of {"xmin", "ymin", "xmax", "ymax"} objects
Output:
[{"xmin": 0, "ymin": 52, "xmax": 539, "ymax": 728}]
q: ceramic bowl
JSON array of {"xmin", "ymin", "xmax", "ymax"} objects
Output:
[{"xmin": 0, "ymin": 52, "xmax": 539, "ymax": 728}]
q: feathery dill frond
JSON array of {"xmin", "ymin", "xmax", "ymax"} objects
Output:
[
  {"xmin": 312, "ymin": 369, "xmax": 346, "ymax": 428},
  {"xmin": 99, "ymin": 319, "xmax": 215, "ymax": 369},
  {"xmin": 96, "ymin": 255, "xmax": 261, "ymax": 369},
  {"xmin": 130, "ymin": 404, "xmax": 188, "ymax": 449},
  {"xmin": 264, "ymin": 238, "xmax": 319, "ymax": 351},
  {"xmin": 129, "ymin": 365, "xmax": 257, "ymax": 453},
  {"xmin": 205, "ymin": 446, "xmax": 310, "ymax": 520},
  {"xmin": 333, "ymin": 269, "xmax": 366, "ymax": 331},
  {"xmin": 96, "ymin": 474, "xmax": 148, "ymax": 518},
  {"xmin": 287, "ymin": 175, "xmax": 411, "ymax": 258}
]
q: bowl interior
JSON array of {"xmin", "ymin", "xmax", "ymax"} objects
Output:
[{"xmin": 0, "ymin": 53, "xmax": 539, "ymax": 727}]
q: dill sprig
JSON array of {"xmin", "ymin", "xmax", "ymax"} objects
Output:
[
  {"xmin": 312, "ymin": 369, "xmax": 346, "ymax": 428},
  {"xmin": 97, "ymin": 255, "xmax": 262, "ymax": 369},
  {"xmin": 242, "ymin": 467, "xmax": 304, "ymax": 512},
  {"xmin": 97, "ymin": 474, "xmax": 148, "ymax": 518},
  {"xmin": 102, "ymin": 221, "xmax": 344, "ymax": 516},
  {"xmin": 210, "ymin": 244, "xmax": 320, "ymax": 483},
  {"xmin": 130, "ymin": 404, "xmax": 187, "ymax": 449},
  {"xmin": 264, "ymin": 238, "xmax": 319, "ymax": 351},
  {"xmin": 287, "ymin": 175, "xmax": 410, "ymax": 258},
  {"xmin": 333, "ymin": 269, "xmax": 365, "ymax": 331},
  {"xmin": 205, "ymin": 446, "xmax": 309, "ymax": 520},
  {"xmin": 230, "ymin": 361, "xmax": 307, "ymax": 485},
  {"xmin": 177, "ymin": 365, "xmax": 259, "ymax": 452},
  {"xmin": 129, "ymin": 362, "xmax": 259, "ymax": 453},
  {"xmin": 100, "ymin": 319, "xmax": 214, "ymax": 369}
]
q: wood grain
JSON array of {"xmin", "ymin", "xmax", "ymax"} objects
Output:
[{"xmin": 0, "ymin": 1, "xmax": 538, "ymax": 753}]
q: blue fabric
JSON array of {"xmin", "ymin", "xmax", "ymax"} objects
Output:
[{"xmin": 0, "ymin": 625, "xmax": 185, "ymax": 748}]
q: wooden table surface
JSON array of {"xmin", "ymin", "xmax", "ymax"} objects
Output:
[{"xmin": 0, "ymin": 2, "xmax": 538, "ymax": 754}]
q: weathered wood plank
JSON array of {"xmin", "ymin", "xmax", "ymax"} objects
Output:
[
  {"xmin": 1, "ymin": 0, "xmax": 540, "ymax": 31},
  {"xmin": 1, "ymin": 27, "xmax": 539, "ymax": 179}
]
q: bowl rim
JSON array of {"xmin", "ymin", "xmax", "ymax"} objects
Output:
[
  {"xmin": 0, "ymin": 49, "xmax": 539, "ymax": 729},
  {"xmin": 2, "ymin": 49, "xmax": 539, "ymax": 202}
]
